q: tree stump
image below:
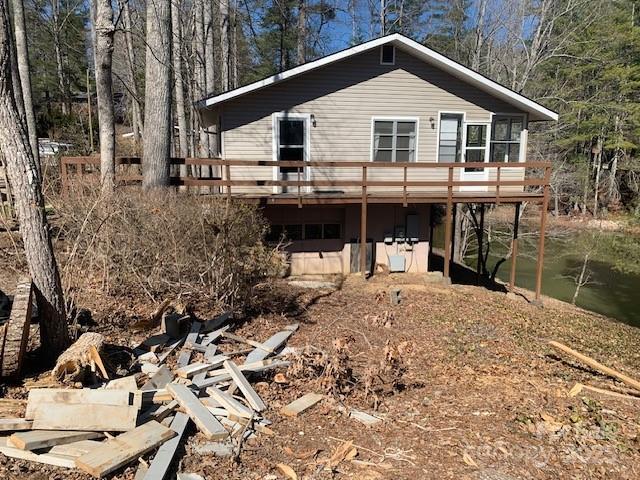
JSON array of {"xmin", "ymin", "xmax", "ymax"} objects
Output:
[
  {"xmin": 52, "ymin": 332, "xmax": 106, "ymax": 383},
  {"xmin": 1, "ymin": 276, "xmax": 33, "ymax": 378}
]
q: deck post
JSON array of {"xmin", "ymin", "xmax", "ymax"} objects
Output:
[
  {"xmin": 476, "ymin": 203, "xmax": 484, "ymax": 284},
  {"xmin": 509, "ymin": 202, "xmax": 521, "ymax": 291},
  {"xmin": 443, "ymin": 166, "xmax": 453, "ymax": 280},
  {"xmin": 534, "ymin": 167, "xmax": 551, "ymax": 302},
  {"xmin": 360, "ymin": 166, "xmax": 368, "ymax": 276}
]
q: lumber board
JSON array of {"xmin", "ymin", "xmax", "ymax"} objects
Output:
[
  {"xmin": 142, "ymin": 412, "xmax": 189, "ymax": 480},
  {"xmin": 177, "ymin": 322, "xmax": 201, "ymax": 368},
  {"xmin": 0, "ymin": 437, "xmax": 76, "ymax": 468},
  {"xmin": 221, "ymin": 332, "xmax": 273, "ymax": 353},
  {"xmin": 549, "ymin": 340, "xmax": 640, "ymax": 392},
  {"xmin": 141, "ymin": 365, "xmax": 174, "ymax": 391},
  {"xmin": 142, "ymin": 334, "xmax": 170, "ymax": 353},
  {"xmin": 205, "ymin": 386, "xmax": 254, "ymax": 418},
  {"xmin": 105, "ymin": 375, "xmax": 138, "ymax": 391},
  {"xmin": 0, "ymin": 418, "xmax": 32, "ymax": 431},
  {"xmin": 192, "ymin": 360, "xmax": 290, "ymax": 389},
  {"xmin": 244, "ymin": 324, "xmax": 298, "ymax": 364},
  {"xmin": 31, "ymin": 403, "xmax": 138, "ymax": 431},
  {"xmin": 203, "ymin": 345, "xmax": 218, "ymax": 363},
  {"xmin": 200, "ymin": 326, "xmax": 229, "ymax": 347},
  {"xmin": 223, "ymin": 360, "xmax": 266, "ymax": 412},
  {"xmin": 9, "ymin": 430, "xmax": 103, "ymax": 450},
  {"xmin": 175, "ymin": 357, "xmax": 227, "ymax": 379},
  {"xmin": 49, "ymin": 439, "xmax": 104, "ymax": 457},
  {"xmin": 1, "ymin": 277, "xmax": 32, "ymax": 377},
  {"xmin": 166, "ymin": 383, "xmax": 227, "ymax": 440},
  {"xmin": 75, "ymin": 420, "xmax": 176, "ymax": 478},
  {"xmin": 201, "ymin": 311, "xmax": 232, "ymax": 333},
  {"xmin": 281, "ymin": 393, "xmax": 323, "ymax": 417},
  {"xmin": 26, "ymin": 388, "xmax": 135, "ymax": 419},
  {"xmin": 157, "ymin": 336, "xmax": 185, "ymax": 365}
]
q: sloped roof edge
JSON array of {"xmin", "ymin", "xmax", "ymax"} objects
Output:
[{"xmin": 198, "ymin": 33, "xmax": 558, "ymax": 122}]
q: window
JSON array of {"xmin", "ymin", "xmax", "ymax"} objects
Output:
[
  {"xmin": 380, "ymin": 45, "xmax": 395, "ymax": 65},
  {"xmin": 266, "ymin": 223, "xmax": 342, "ymax": 242},
  {"xmin": 437, "ymin": 113, "xmax": 463, "ymax": 163},
  {"xmin": 278, "ymin": 118, "xmax": 305, "ymax": 161},
  {"xmin": 372, "ymin": 119, "xmax": 417, "ymax": 162},
  {"xmin": 464, "ymin": 124, "xmax": 488, "ymax": 172},
  {"xmin": 490, "ymin": 116, "xmax": 523, "ymax": 163}
]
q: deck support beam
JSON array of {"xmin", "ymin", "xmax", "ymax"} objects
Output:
[
  {"xmin": 443, "ymin": 167, "xmax": 454, "ymax": 280},
  {"xmin": 476, "ymin": 203, "xmax": 485, "ymax": 284},
  {"xmin": 509, "ymin": 202, "xmax": 521, "ymax": 291},
  {"xmin": 534, "ymin": 169, "xmax": 551, "ymax": 302},
  {"xmin": 360, "ymin": 166, "xmax": 368, "ymax": 276}
]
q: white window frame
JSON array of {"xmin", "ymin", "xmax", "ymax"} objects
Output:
[
  {"xmin": 380, "ymin": 45, "xmax": 395, "ymax": 65},
  {"xmin": 370, "ymin": 116, "xmax": 420, "ymax": 163},
  {"xmin": 435, "ymin": 111, "xmax": 466, "ymax": 164},
  {"xmin": 271, "ymin": 112, "xmax": 311, "ymax": 193},
  {"xmin": 489, "ymin": 113, "xmax": 527, "ymax": 163},
  {"xmin": 462, "ymin": 121, "xmax": 491, "ymax": 167}
]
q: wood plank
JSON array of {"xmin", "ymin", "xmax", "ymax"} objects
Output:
[
  {"xmin": 244, "ymin": 324, "xmax": 298, "ymax": 364},
  {"xmin": 281, "ymin": 393, "xmax": 323, "ymax": 417},
  {"xmin": 205, "ymin": 386, "xmax": 254, "ymax": 418},
  {"xmin": 157, "ymin": 336, "xmax": 185, "ymax": 365},
  {"xmin": 75, "ymin": 421, "xmax": 176, "ymax": 478},
  {"xmin": 26, "ymin": 389, "xmax": 135, "ymax": 419},
  {"xmin": 142, "ymin": 334, "xmax": 171, "ymax": 353},
  {"xmin": 0, "ymin": 418, "xmax": 32, "ymax": 431},
  {"xmin": 200, "ymin": 326, "xmax": 229, "ymax": 347},
  {"xmin": 166, "ymin": 383, "xmax": 227, "ymax": 440},
  {"xmin": 1, "ymin": 277, "xmax": 32, "ymax": 377},
  {"xmin": 141, "ymin": 365, "xmax": 174, "ymax": 391},
  {"xmin": 223, "ymin": 360, "xmax": 266, "ymax": 412},
  {"xmin": 9, "ymin": 430, "xmax": 103, "ymax": 450},
  {"xmin": 177, "ymin": 322, "xmax": 201, "ymax": 368},
  {"xmin": 192, "ymin": 360, "xmax": 290, "ymax": 389},
  {"xmin": 203, "ymin": 345, "xmax": 218, "ymax": 363},
  {"xmin": 142, "ymin": 412, "xmax": 189, "ymax": 480},
  {"xmin": 31, "ymin": 403, "xmax": 138, "ymax": 431},
  {"xmin": 49, "ymin": 439, "xmax": 104, "ymax": 457},
  {"xmin": 201, "ymin": 311, "xmax": 232, "ymax": 333},
  {"xmin": 0, "ymin": 437, "xmax": 76, "ymax": 468},
  {"xmin": 175, "ymin": 356, "xmax": 228, "ymax": 379},
  {"xmin": 105, "ymin": 376, "xmax": 138, "ymax": 391},
  {"xmin": 221, "ymin": 332, "xmax": 273, "ymax": 353}
]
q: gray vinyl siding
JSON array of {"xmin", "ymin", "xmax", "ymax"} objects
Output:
[{"xmin": 211, "ymin": 47, "xmax": 527, "ymax": 194}]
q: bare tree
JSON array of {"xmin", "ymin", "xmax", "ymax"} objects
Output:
[
  {"xmin": 143, "ymin": 0, "xmax": 172, "ymax": 188},
  {"xmin": 0, "ymin": 2, "xmax": 68, "ymax": 355},
  {"xmin": 94, "ymin": 0, "xmax": 116, "ymax": 192},
  {"xmin": 172, "ymin": 0, "xmax": 188, "ymax": 171},
  {"xmin": 297, "ymin": 0, "xmax": 306, "ymax": 64},
  {"xmin": 220, "ymin": 0, "xmax": 231, "ymax": 89},
  {"xmin": 10, "ymin": 0, "xmax": 39, "ymax": 172},
  {"xmin": 120, "ymin": 0, "xmax": 144, "ymax": 148}
]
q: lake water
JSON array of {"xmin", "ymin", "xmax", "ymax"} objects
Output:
[{"xmin": 434, "ymin": 225, "xmax": 640, "ymax": 326}]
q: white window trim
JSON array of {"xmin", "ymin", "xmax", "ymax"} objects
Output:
[
  {"xmin": 490, "ymin": 113, "xmax": 527, "ymax": 163},
  {"xmin": 435, "ymin": 111, "xmax": 466, "ymax": 164},
  {"xmin": 380, "ymin": 45, "xmax": 395, "ymax": 65},
  {"xmin": 370, "ymin": 116, "xmax": 420, "ymax": 163},
  {"xmin": 271, "ymin": 112, "xmax": 311, "ymax": 193}
]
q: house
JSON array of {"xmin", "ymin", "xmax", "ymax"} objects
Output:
[{"xmin": 199, "ymin": 34, "xmax": 557, "ymax": 295}]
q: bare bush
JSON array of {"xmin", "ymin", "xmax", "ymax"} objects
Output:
[{"xmin": 50, "ymin": 183, "xmax": 283, "ymax": 312}]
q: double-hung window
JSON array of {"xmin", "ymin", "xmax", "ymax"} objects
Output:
[
  {"xmin": 372, "ymin": 119, "xmax": 417, "ymax": 162},
  {"xmin": 490, "ymin": 115, "xmax": 523, "ymax": 163}
]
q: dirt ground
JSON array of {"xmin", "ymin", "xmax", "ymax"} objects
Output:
[{"xmin": 2, "ymin": 273, "xmax": 640, "ymax": 479}]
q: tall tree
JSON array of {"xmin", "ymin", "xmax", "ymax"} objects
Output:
[
  {"xmin": 120, "ymin": 0, "xmax": 143, "ymax": 149},
  {"xmin": 0, "ymin": 0, "xmax": 68, "ymax": 355},
  {"xmin": 94, "ymin": 0, "xmax": 116, "ymax": 192},
  {"xmin": 142, "ymin": 0, "xmax": 172, "ymax": 187},
  {"xmin": 220, "ymin": 0, "xmax": 231, "ymax": 89},
  {"xmin": 171, "ymin": 0, "xmax": 188, "ymax": 164},
  {"xmin": 10, "ymin": 0, "xmax": 39, "ymax": 172}
]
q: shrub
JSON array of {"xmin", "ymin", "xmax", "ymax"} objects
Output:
[{"xmin": 50, "ymin": 183, "xmax": 283, "ymax": 312}]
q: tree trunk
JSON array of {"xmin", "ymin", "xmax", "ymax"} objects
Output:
[
  {"xmin": 592, "ymin": 136, "xmax": 603, "ymax": 217},
  {"xmin": 171, "ymin": 0, "xmax": 188, "ymax": 168},
  {"xmin": 0, "ymin": 3, "xmax": 68, "ymax": 355},
  {"xmin": 52, "ymin": 0, "xmax": 70, "ymax": 115},
  {"xmin": 94, "ymin": 0, "xmax": 116, "ymax": 192},
  {"xmin": 297, "ymin": 0, "xmax": 306, "ymax": 65},
  {"xmin": 10, "ymin": 0, "xmax": 39, "ymax": 173},
  {"xmin": 572, "ymin": 252, "xmax": 590, "ymax": 305},
  {"xmin": 120, "ymin": 0, "xmax": 143, "ymax": 148},
  {"xmin": 203, "ymin": 0, "xmax": 216, "ymax": 162},
  {"xmin": 230, "ymin": 0, "xmax": 238, "ymax": 88},
  {"xmin": 142, "ymin": 0, "xmax": 172, "ymax": 188},
  {"xmin": 194, "ymin": 0, "xmax": 209, "ymax": 160},
  {"xmin": 219, "ymin": 0, "xmax": 230, "ymax": 91}
]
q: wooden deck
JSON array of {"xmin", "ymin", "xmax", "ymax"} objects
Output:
[{"xmin": 60, "ymin": 156, "xmax": 551, "ymax": 302}]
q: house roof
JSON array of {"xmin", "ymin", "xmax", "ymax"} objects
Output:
[{"xmin": 198, "ymin": 33, "xmax": 558, "ymax": 122}]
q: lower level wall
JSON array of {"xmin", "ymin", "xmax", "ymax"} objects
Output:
[{"xmin": 261, "ymin": 204, "xmax": 432, "ymax": 275}]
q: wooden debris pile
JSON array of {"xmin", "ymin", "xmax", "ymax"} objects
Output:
[{"xmin": 0, "ymin": 312, "xmax": 303, "ymax": 478}]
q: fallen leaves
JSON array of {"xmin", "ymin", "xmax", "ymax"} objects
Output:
[{"xmin": 276, "ymin": 463, "xmax": 297, "ymax": 480}]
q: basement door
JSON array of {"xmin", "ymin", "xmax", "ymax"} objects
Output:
[{"xmin": 273, "ymin": 113, "xmax": 310, "ymax": 194}]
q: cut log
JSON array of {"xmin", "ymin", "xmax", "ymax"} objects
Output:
[
  {"xmin": 30, "ymin": 403, "xmax": 138, "ymax": 431},
  {"xmin": 1, "ymin": 277, "xmax": 32, "ymax": 377},
  {"xmin": 281, "ymin": 393, "xmax": 323, "ymax": 417},
  {"xmin": 52, "ymin": 332, "xmax": 106, "ymax": 383},
  {"xmin": 0, "ymin": 437, "xmax": 76, "ymax": 468},
  {"xmin": 75, "ymin": 420, "xmax": 176, "ymax": 478},
  {"xmin": 166, "ymin": 383, "xmax": 227, "ymax": 440},
  {"xmin": 549, "ymin": 340, "xmax": 640, "ymax": 392},
  {"xmin": 26, "ymin": 388, "xmax": 134, "ymax": 419},
  {"xmin": 9, "ymin": 430, "xmax": 103, "ymax": 450},
  {"xmin": 223, "ymin": 360, "xmax": 266, "ymax": 412},
  {"xmin": 0, "ymin": 418, "xmax": 32, "ymax": 431},
  {"xmin": 142, "ymin": 412, "xmax": 189, "ymax": 480}
]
